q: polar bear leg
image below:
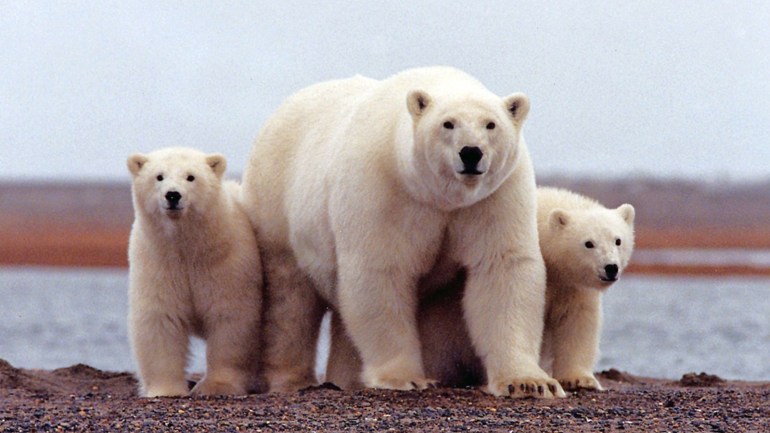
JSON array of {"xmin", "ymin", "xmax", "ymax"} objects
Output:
[
  {"xmin": 131, "ymin": 312, "xmax": 190, "ymax": 397},
  {"xmin": 324, "ymin": 311, "xmax": 364, "ymax": 389},
  {"xmin": 261, "ymin": 252, "xmax": 325, "ymax": 392},
  {"xmin": 337, "ymin": 267, "xmax": 430, "ymax": 390},
  {"xmin": 550, "ymin": 295, "xmax": 603, "ymax": 391},
  {"xmin": 328, "ymin": 279, "xmax": 485, "ymax": 389},
  {"xmin": 463, "ymin": 257, "xmax": 565, "ymax": 399},
  {"xmin": 192, "ymin": 314, "xmax": 260, "ymax": 396}
]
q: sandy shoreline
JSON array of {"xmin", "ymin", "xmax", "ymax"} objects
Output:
[{"xmin": 1, "ymin": 359, "xmax": 768, "ymax": 432}]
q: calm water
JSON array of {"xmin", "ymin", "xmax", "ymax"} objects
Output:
[{"xmin": 1, "ymin": 267, "xmax": 768, "ymax": 381}]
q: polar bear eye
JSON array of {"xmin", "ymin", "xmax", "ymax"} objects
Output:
[
  {"xmin": 443, "ymin": 121, "xmax": 454, "ymax": 130},
  {"xmin": 615, "ymin": 238, "xmax": 622, "ymax": 246},
  {"xmin": 187, "ymin": 175, "xmax": 195, "ymax": 182},
  {"xmin": 156, "ymin": 174, "xmax": 164, "ymax": 182},
  {"xmin": 584, "ymin": 241, "xmax": 595, "ymax": 249},
  {"xmin": 486, "ymin": 122, "xmax": 496, "ymax": 130}
]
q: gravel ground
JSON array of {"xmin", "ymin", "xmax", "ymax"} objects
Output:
[{"xmin": 1, "ymin": 359, "xmax": 768, "ymax": 432}]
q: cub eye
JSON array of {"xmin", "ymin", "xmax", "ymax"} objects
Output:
[
  {"xmin": 615, "ymin": 238, "xmax": 622, "ymax": 246},
  {"xmin": 443, "ymin": 121, "xmax": 454, "ymax": 130},
  {"xmin": 486, "ymin": 122, "xmax": 496, "ymax": 130},
  {"xmin": 187, "ymin": 175, "xmax": 195, "ymax": 182},
  {"xmin": 156, "ymin": 174, "xmax": 164, "ymax": 182},
  {"xmin": 584, "ymin": 241, "xmax": 595, "ymax": 249}
]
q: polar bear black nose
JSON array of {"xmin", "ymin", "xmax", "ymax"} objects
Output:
[
  {"xmin": 459, "ymin": 146, "xmax": 483, "ymax": 173},
  {"xmin": 165, "ymin": 191, "xmax": 182, "ymax": 204},
  {"xmin": 604, "ymin": 264, "xmax": 619, "ymax": 280}
]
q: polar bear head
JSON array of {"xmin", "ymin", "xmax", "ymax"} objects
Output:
[
  {"xmin": 404, "ymin": 88, "xmax": 530, "ymax": 209},
  {"xmin": 127, "ymin": 147, "xmax": 226, "ymax": 222},
  {"xmin": 543, "ymin": 204, "xmax": 635, "ymax": 290}
]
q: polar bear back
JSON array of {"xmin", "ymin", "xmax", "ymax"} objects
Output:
[{"xmin": 241, "ymin": 75, "xmax": 377, "ymax": 247}]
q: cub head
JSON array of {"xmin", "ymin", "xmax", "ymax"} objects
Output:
[
  {"xmin": 127, "ymin": 147, "xmax": 226, "ymax": 221},
  {"xmin": 405, "ymin": 89, "xmax": 530, "ymax": 209},
  {"xmin": 544, "ymin": 203, "xmax": 635, "ymax": 290}
]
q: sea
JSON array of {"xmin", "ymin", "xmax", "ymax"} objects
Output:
[{"xmin": 1, "ymin": 266, "xmax": 768, "ymax": 382}]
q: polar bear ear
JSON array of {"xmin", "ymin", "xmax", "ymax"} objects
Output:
[
  {"xmin": 406, "ymin": 90, "xmax": 432, "ymax": 120},
  {"xmin": 206, "ymin": 154, "xmax": 227, "ymax": 179},
  {"xmin": 549, "ymin": 209, "xmax": 570, "ymax": 229},
  {"xmin": 617, "ymin": 203, "xmax": 635, "ymax": 225},
  {"xmin": 503, "ymin": 93, "xmax": 530, "ymax": 124},
  {"xmin": 127, "ymin": 154, "xmax": 148, "ymax": 177}
]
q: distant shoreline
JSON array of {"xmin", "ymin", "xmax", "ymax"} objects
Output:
[
  {"xmin": 2, "ymin": 178, "xmax": 770, "ymax": 274},
  {"xmin": 4, "ymin": 234, "xmax": 770, "ymax": 277}
]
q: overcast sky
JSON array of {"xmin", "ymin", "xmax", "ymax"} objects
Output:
[{"xmin": 1, "ymin": 1, "xmax": 769, "ymax": 181}]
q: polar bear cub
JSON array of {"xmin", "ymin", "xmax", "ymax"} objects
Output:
[
  {"xmin": 537, "ymin": 186, "xmax": 635, "ymax": 390},
  {"xmin": 242, "ymin": 66, "xmax": 563, "ymax": 398},
  {"xmin": 127, "ymin": 147, "xmax": 262, "ymax": 397}
]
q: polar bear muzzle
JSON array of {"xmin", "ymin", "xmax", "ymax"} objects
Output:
[
  {"xmin": 458, "ymin": 146, "xmax": 484, "ymax": 175},
  {"xmin": 599, "ymin": 263, "xmax": 619, "ymax": 284},
  {"xmin": 163, "ymin": 190, "xmax": 184, "ymax": 218}
]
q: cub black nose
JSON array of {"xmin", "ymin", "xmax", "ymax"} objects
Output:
[
  {"xmin": 165, "ymin": 191, "xmax": 181, "ymax": 204},
  {"xmin": 459, "ymin": 146, "xmax": 483, "ymax": 173},
  {"xmin": 605, "ymin": 264, "xmax": 619, "ymax": 280}
]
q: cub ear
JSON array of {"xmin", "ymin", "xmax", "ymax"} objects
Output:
[
  {"xmin": 206, "ymin": 154, "xmax": 227, "ymax": 178},
  {"xmin": 127, "ymin": 154, "xmax": 148, "ymax": 177},
  {"xmin": 548, "ymin": 209, "xmax": 570, "ymax": 229},
  {"xmin": 406, "ymin": 90, "xmax": 432, "ymax": 120},
  {"xmin": 502, "ymin": 92, "xmax": 530, "ymax": 124},
  {"xmin": 617, "ymin": 203, "xmax": 635, "ymax": 225}
]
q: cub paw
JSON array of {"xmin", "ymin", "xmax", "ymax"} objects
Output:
[
  {"xmin": 485, "ymin": 377, "xmax": 566, "ymax": 399},
  {"xmin": 558, "ymin": 374, "xmax": 604, "ymax": 391}
]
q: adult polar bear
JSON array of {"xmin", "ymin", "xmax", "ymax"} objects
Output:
[{"xmin": 242, "ymin": 66, "xmax": 564, "ymax": 398}]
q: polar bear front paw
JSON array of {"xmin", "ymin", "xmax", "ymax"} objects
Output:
[
  {"xmin": 362, "ymin": 359, "xmax": 437, "ymax": 391},
  {"xmin": 558, "ymin": 374, "xmax": 604, "ymax": 391},
  {"xmin": 365, "ymin": 375, "xmax": 438, "ymax": 391},
  {"xmin": 484, "ymin": 377, "xmax": 566, "ymax": 399}
]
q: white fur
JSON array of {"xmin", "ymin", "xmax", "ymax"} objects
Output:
[
  {"xmin": 127, "ymin": 147, "xmax": 262, "ymax": 397},
  {"xmin": 242, "ymin": 66, "xmax": 561, "ymax": 398},
  {"xmin": 538, "ymin": 187, "xmax": 635, "ymax": 390},
  {"xmin": 327, "ymin": 187, "xmax": 634, "ymax": 394}
]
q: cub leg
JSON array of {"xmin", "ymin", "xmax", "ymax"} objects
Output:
[
  {"xmin": 192, "ymin": 312, "xmax": 261, "ymax": 396},
  {"xmin": 549, "ymin": 294, "xmax": 604, "ymax": 391},
  {"xmin": 131, "ymin": 312, "xmax": 190, "ymax": 397}
]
